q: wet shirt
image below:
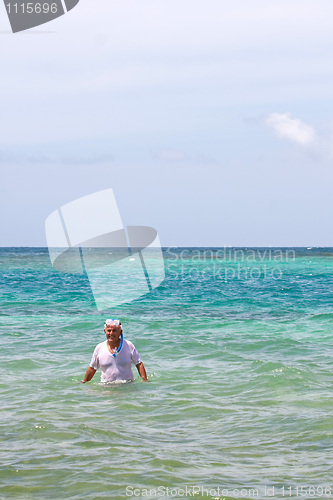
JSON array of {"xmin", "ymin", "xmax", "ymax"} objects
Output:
[{"xmin": 89, "ymin": 339, "xmax": 141, "ymax": 382}]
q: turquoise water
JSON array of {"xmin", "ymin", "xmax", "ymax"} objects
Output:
[{"xmin": 0, "ymin": 247, "xmax": 332, "ymax": 500}]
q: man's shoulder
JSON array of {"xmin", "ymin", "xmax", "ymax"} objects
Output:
[
  {"xmin": 123, "ymin": 339, "xmax": 136, "ymax": 350},
  {"xmin": 94, "ymin": 340, "xmax": 107, "ymax": 351}
]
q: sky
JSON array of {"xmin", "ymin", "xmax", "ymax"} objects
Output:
[{"xmin": 0, "ymin": 0, "xmax": 333, "ymax": 246}]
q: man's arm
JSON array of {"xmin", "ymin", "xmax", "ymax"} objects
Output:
[
  {"xmin": 136, "ymin": 362, "xmax": 148, "ymax": 381},
  {"xmin": 81, "ymin": 366, "xmax": 97, "ymax": 383}
]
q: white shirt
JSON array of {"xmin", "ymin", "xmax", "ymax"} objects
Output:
[{"xmin": 89, "ymin": 339, "xmax": 141, "ymax": 383}]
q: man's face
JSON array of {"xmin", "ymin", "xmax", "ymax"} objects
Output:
[{"xmin": 104, "ymin": 324, "xmax": 122, "ymax": 343}]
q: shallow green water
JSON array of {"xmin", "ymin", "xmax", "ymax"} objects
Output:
[{"xmin": 0, "ymin": 248, "xmax": 332, "ymax": 500}]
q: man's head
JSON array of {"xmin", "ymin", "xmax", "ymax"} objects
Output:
[{"xmin": 104, "ymin": 318, "xmax": 122, "ymax": 343}]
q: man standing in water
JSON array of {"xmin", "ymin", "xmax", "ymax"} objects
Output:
[{"xmin": 81, "ymin": 319, "xmax": 148, "ymax": 383}]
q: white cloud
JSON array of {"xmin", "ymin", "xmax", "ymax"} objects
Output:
[{"xmin": 265, "ymin": 112, "xmax": 316, "ymax": 146}]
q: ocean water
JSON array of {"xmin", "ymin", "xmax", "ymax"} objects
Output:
[{"xmin": 0, "ymin": 247, "xmax": 332, "ymax": 500}]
